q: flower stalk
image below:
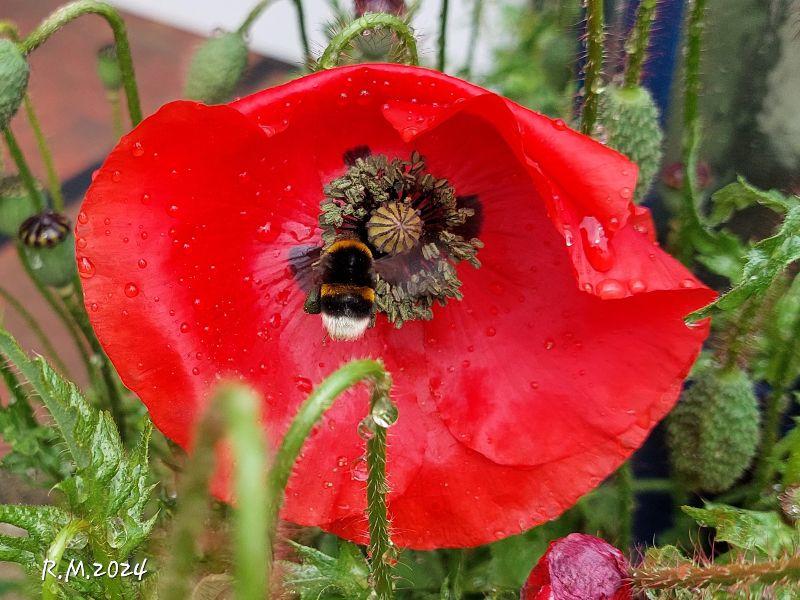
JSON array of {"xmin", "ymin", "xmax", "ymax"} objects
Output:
[
  {"xmin": 623, "ymin": 0, "xmax": 657, "ymax": 89},
  {"xmin": 318, "ymin": 13, "xmax": 418, "ymax": 69},
  {"xmin": 267, "ymin": 360, "xmax": 396, "ymax": 599},
  {"xmin": 41, "ymin": 520, "xmax": 89, "ymax": 600},
  {"xmin": 2, "ymin": 128, "xmax": 43, "ymax": 212},
  {"xmin": 633, "ymin": 554, "xmax": 800, "ymax": 592},
  {"xmin": 160, "ymin": 384, "xmax": 269, "ymax": 600},
  {"xmin": 238, "ymin": 0, "xmax": 275, "ymax": 34},
  {"xmin": 22, "ymin": 96, "xmax": 64, "ymax": 211},
  {"xmin": 581, "ymin": 0, "xmax": 605, "ymax": 135},
  {"xmin": 19, "ymin": 1, "xmax": 142, "ymax": 126},
  {"xmin": 437, "ymin": 0, "xmax": 450, "ymax": 72}
]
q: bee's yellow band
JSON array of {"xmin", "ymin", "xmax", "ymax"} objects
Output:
[{"xmin": 320, "ymin": 284, "xmax": 376, "ymax": 302}]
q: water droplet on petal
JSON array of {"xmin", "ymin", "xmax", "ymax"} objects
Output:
[
  {"xmin": 543, "ymin": 338, "xmax": 555, "ymax": 350},
  {"xmin": 138, "ymin": 258, "xmax": 147, "ymax": 269},
  {"xmin": 78, "ymin": 211, "xmax": 89, "ymax": 224},
  {"xmin": 77, "ymin": 256, "xmax": 96, "ymax": 278},
  {"xmin": 124, "ymin": 283, "xmax": 139, "ymax": 298},
  {"xmin": 680, "ymin": 278, "xmax": 696, "ymax": 289},
  {"xmin": 111, "ymin": 170, "xmax": 121, "ymax": 182},
  {"xmin": 350, "ymin": 457, "xmax": 368, "ymax": 481},
  {"xmin": 596, "ymin": 279, "xmax": 626, "ymax": 299},
  {"xmin": 553, "ymin": 119, "xmax": 567, "ymax": 130},
  {"xmin": 294, "ymin": 376, "xmax": 312, "ymax": 394},
  {"xmin": 580, "ymin": 216, "xmax": 615, "ymax": 272},
  {"xmin": 180, "ymin": 322, "xmax": 189, "ymax": 333},
  {"xmin": 485, "ymin": 326, "xmax": 497, "ymax": 337},
  {"xmin": 131, "ymin": 142, "xmax": 144, "ymax": 157},
  {"xmin": 629, "ymin": 279, "xmax": 647, "ymax": 293}
]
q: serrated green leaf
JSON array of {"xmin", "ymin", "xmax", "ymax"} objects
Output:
[
  {"xmin": 0, "ymin": 505, "xmax": 69, "ymax": 543},
  {"xmin": 682, "ymin": 504, "xmax": 797, "ymax": 556},
  {"xmin": 282, "ymin": 540, "xmax": 370, "ymax": 599},
  {"xmin": 689, "ymin": 206, "xmax": 800, "ymax": 321},
  {"xmin": 710, "ymin": 178, "xmax": 799, "ymax": 226}
]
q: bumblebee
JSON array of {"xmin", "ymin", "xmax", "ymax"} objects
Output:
[{"xmin": 305, "ymin": 239, "xmax": 376, "ymax": 341}]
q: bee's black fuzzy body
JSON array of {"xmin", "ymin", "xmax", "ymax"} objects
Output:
[{"xmin": 318, "ymin": 239, "xmax": 376, "ymax": 340}]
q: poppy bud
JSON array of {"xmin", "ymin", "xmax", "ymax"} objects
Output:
[
  {"xmin": 521, "ymin": 533, "xmax": 633, "ymax": 600},
  {"xmin": 667, "ymin": 360, "xmax": 760, "ymax": 493},
  {"xmin": 96, "ymin": 44, "xmax": 122, "ymax": 91},
  {"xmin": 354, "ymin": 0, "xmax": 406, "ymax": 16},
  {"xmin": 597, "ymin": 85, "xmax": 663, "ymax": 203},
  {"xmin": 184, "ymin": 31, "xmax": 248, "ymax": 104},
  {"xmin": 18, "ymin": 210, "xmax": 77, "ymax": 288},
  {"xmin": 0, "ymin": 38, "xmax": 29, "ymax": 129},
  {"xmin": 0, "ymin": 176, "xmax": 44, "ymax": 237}
]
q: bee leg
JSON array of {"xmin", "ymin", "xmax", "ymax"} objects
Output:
[
  {"xmin": 303, "ymin": 287, "xmax": 321, "ymax": 314},
  {"xmin": 368, "ymin": 311, "xmax": 377, "ymax": 329}
]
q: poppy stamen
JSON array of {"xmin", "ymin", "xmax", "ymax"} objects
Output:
[{"xmin": 318, "ymin": 151, "xmax": 483, "ymax": 327}]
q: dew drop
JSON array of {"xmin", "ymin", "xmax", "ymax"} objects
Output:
[
  {"xmin": 680, "ymin": 278, "xmax": 696, "ymax": 289},
  {"xmin": 77, "ymin": 211, "xmax": 89, "ymax": 224},
  {"xmin": 131, "ymin": 142, "xmax": 144, "ymax": 157},
  {"xmin": 138, "ymin": 258, "xmax": 147, "ymax": 269},
  {"xmin": 619, "ymin": 187, "xmax": 633, "ymax": 200},
  {"xmin": 485, "ymin": 326, "xmax": 497, "ymax": 337},
  {"xmin": 269, "ymin": 313, "xmax": 282, "ymax": 329},
  {"xmin": 580, "ymin": 216, "xmax": 614, "ymax": 272},
  {"xmin": 543, "ymin": 338, "xmax": 555, "ymax": 350},
  {"xmin": 90, "ymin": 302, "xmax": 98, "ymax": 312},
  {"xmin": 180, "ymin": 322, "xmax": 190, "ymax": 333},
  {"xmin": 111, "ymin": 170, "xmax": 121, "ymax": 182},
  {"xmin": 350, "ymin": 457, "xmax": 368, "ymax": 482},
  {"xmin": 124, "ymin": 283, "xmax": 139, "ymax": 298},
  {"xmin": 77, "ymin": 256, "xmax": 96, "ymax": 278},
  {"xmin": 629, "ymin": 279, "xmax": 647, "ymax": 293},
  {"xmin": 192, "ymin": 367, "xmax": 200, "ymax": 375},
  {"xmin": 553, "ymin": 119, "xmax": 567, "ymax": 130},
  {"xmin": 294, "ymin": 376, "xmax": 312, "ymax": 394},
  {"xmin": 596, "ymin": 278, "xmax": 626, "ymax": 299},
  {"xmin": 76, "ymin": 237, "xmax": 87, "ymax": 250}
]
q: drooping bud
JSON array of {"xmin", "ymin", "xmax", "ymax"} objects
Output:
[
  {"xmin": 597, "ymin": 85, "xmax": 663, "ymax": 203},
  {"xmin": 95, "ymin": 43, "xmax": 122, "ymax": 91},
  {"xmin": 184, "ymin": 31, "xmax": 248, "ymax": 104},
  {"xmin": 0, "ymin": 38, "xmax": 29, "ymax": 129},
  {"xmin": 18, "ymin": 211, "xmax": 77, "ymax": 288},
  {"xmin": 354, "ymin": 0, "xmax": 406, "ymax": 16},
  {"xmin": 521, "ymin": 534, "xmax": 633, "ymax": 600},
  {"xmin": 0, "ymin": 176, "xmax": 44, "ymax": 237},
  {"xmin": 666, "ymin": 359, "xmax": 760, "ymax": 494}
]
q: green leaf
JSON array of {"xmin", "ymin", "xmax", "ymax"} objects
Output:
[
  {"xmin": 709, "ymin": 178, "xmax": 799, "ymax": 226},
  {"xmin": 281, "ymin": 540, "xmax": 370, "ymax": 599},
  {"xmin": 682, "ymin": 504, "xmax": 797, "ymax": 556},
  {"xmin": 689, "ymin": 205, "xmax": 800, "ymax": 321}
]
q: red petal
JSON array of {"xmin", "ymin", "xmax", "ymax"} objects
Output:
[{"xmin": 80, "ymin": 65, "xmax": 713, "ymax": 549}]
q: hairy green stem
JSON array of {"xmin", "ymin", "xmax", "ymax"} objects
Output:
[
  {"xmin": 633, "ymin": 554, "xmax": 800, "ymax": 592},
  {"xmin": 623, "ymin": 0, "xmax": 657, "ymax": 89},
  {"xmin": 16, "ymin": 246, "xmax": 94, "ymax": 381},
  {"xmin": 2, "ymin": 129, "xmax": 43, "ymax": 211},
  {"xmin": 581, "ymin": 0, "xmax": 605, "ymax": 135},
  {"xmin": 41, "ymin": 520, "xmax": 89, "ymax": 600},
  {"xmin": 268, "ymin": 359, "xmax": 395, "ymax": 599},
  {"xmin": 0, "ymin": 285, "xmax": 70, "ymax": 376},
  {"xmin": 59, "ymin": 283, "xmax": 127, "ymax": 440},
  {"xmin": 616, "ymin": 461, "xmax": 634, "ymax": 552},
  {"xmin": 437, "ymin": 0, "xmax": 449, "ymax": 72},
  {"xmin": 238, "ymin": 0, "xmax": 275, "ymax": 34},
  {"xmin": 318, "ymin": 13, "xmax": 418, "ymax": 69},
  {"xmin": 159, "ymin": 384, "xmax": 268, "ymax": 600},
  {"xmin": 20, "ymin": 1, "xmax": 142, "ymax": 126},
  {"xmin": 750, "ymin": 298, "xmax": 800, "ymax": 498},
  {"xmin": 292, "ymin": 0, "xmax": 311, "ymax": 62},
  {"xmin": 632, "ymin": 478, "xmax": 675, "ymax": 493},
  {"xmin": 675, "ymin": 0, "xmax": 707, "ymax": 254},
  {"xmin": 106, "ymin": 90, "xmax": 124, "ymax": 140},
  {"xmin": 22, "ymin": 96, "xmax": 63, "ymax": 210}
]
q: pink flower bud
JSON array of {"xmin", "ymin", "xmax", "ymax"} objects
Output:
[{"xmin": 521, "ymin": 534, "xmax": 633, "ymax": 600}]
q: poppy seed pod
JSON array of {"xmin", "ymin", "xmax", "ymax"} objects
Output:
[
  {"xmin": 598, "ymin": 85, "xmax": 663, "ymax": 203},
  {"xmin": 0, "ymin": 39, "xmax": 29, "ymax": 129},
  {"xmin": 77, "ymin": 64, "xmax": 712, "ymax": 549},
  {"xmin": 521, "ymin": 534, "xmax": 633, "ymax": 599},
  {"xmin": 19, "ymin": 211, "xmax": 77, "ymax": 288},
  {"xmin": 184, "ymin": 31, "xmax": 248, "ymax": 104},
  {"xmin": 0, "ymin": 176, "xmax": 44, "ymax": 237},
  {"xmin": 667, "ymin": 360, "xmax": 760, "ymax": 494}
]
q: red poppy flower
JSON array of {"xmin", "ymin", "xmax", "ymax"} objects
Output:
[
  {"xmin": 521, "ymin": 534, "xmax": 633, "ymax": 599},
  {"xmin": 76, "ymin": 64, "xmax": 713, "ymax": 549}
]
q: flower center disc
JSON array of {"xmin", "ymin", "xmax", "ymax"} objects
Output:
[{"xmin": 317, "ymin": 151, "xmax": 483, "ymax": 327}]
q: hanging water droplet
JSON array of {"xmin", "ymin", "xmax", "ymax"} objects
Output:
[
  {"xmin": 371, "ymin": 398, "xmax": 399, "ymax": 428},
  {"xmin": 357, "ymin": 417, "xmax": 377, "ymax": 440},
  {"xmin": 596, "ymin": 278, "xmax": 626, "ymax": 299},
  {"xmin": 350, "ymin": 457, "xmax": 368, "ymax": 481},
  {"xmin": 580, "ymin": 215, "xmax": 614, "ymax": 272}
]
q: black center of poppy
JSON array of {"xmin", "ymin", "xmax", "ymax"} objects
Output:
[{"xmin": 316, "ymin": 149, "xmax": 483, "ymax": 327}]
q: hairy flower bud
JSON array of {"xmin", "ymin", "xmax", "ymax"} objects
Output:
[
  {"xmin": 19, "ymin": 211, "xmax": 76, "ymax": 288},
  {"xmin": 667, "ymin": 360, "xmax": 760, "ymax": 494},
  {"xmin": 0, "ymin": 176, "xmax": 43, "ymax": 237},
  {"xmin": 354, "ymin": 0, "xmax": 406, "ymax": 16},
  {"xmin": 521, "ymin": 534, "xmax": 632, "ymax": 600},
  {"xmin": 96, "ymin": 43, "xmax": 122, "ymax": 91},
  {"xmin": 597, "ymin": 85, "xmax": 663, "ymax": 203},
  {"xmin": 0, "ymin": 38, "xmax": 29, "ymax": 129},
  {"xmin": 184, "ymin": 31, "xmax": 248, "ymax": 104}
]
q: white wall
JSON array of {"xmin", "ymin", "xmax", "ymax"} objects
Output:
[{"xmin": 108, "ymin": 0, "xmax": 519, "ymax": 74}]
